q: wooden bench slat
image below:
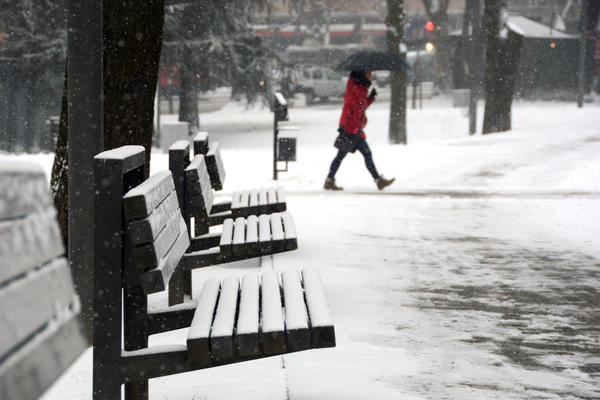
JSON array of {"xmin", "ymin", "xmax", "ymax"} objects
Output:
[
  {"xmin": 187, "ymin": 279, "xmax": 221, "ymax": 363},
  {"xmin": 232, "ymin": 191, "xmax": 250, "ymax": 218},
  {"xmin": 138, "ymin": 216, "xmax": 190, "ymax": 294},
  {"xmin": 123, "ymin": 171, "xmax": 174, "ymax": 221},
  {"xmin": 0, "ymin": 310, "xmax": 86, "ymax": 400},
  {"xmin": 0, "ymin": 162, "xmax": 50, "ymax": 220},
  {"xmin": 267, "ymin": 187, "xmax": 277, "ymax": 205},
  {"xmin": 258, "ymin": 188, "xmax": 268, "ymax": 214},
  {"xmin": 248, "ymin": 190, "xmax": 259, "ymax": 215},
  {"xmin": 244, "ymin": 215, "xmax": 259, "ymax": 256},
  {"xmin": 302, "ymin": 267, "xmax": 336, "ymax": 348},
  {"xmin": 258, "ymin": 214, "xmax": 272, "ymax": 255},
  {"xmin": 240, "ymin": 191, "xmax": 250, "ymax": 207},
  {"xmin": 131, "ymin": 206, "xmax": 184, "ymax": 269},
  {"xmin": 270, "ymin": 213, "xmax": 285, "ymax": 252},
  {"xmin": 0, "ymin": 207, "xmax": 64, "ymax": 286},
  {"xmin": 260, "ymin": 270, "xmax": 285, "ymax": 355},
  {"xmin": 281, "ymin": 269, "xmax": 311, "ymax": 351},
  {"xmin": 127, "ymin": 190, "xmax": 180, "ymax": 245},
  {"xmin": 236, "ymin": 273, "xmax": 260, "ymax": 357},
  {"xmin": 193, "ymin": 131, "xmax": 209, "ymax": 155},
  {"xmin": 219, "ymin": 219, "xmax": 234, "ymax": 257},
  {"xmin": 232, "ymin": 217, "xmax": 246, "ymax": 257},
  {"xmin": 210, "ymin": 276, "xmax": 239, "ymax": 360},
  {"xmin": 185, "ymin": 155, "xmax": 214, "ymax": 217},
  {"xmin": 276, "ymin": 186, "xmax": 286, "ymax": 205},
  {"xmin": 0, "ymin": 258, "xmax": 76, "ymax": 360},
  {"xmin": 231, "ymin": 191, "xmax": 242, "ymax": 209},
  {"xmin": 205, "ymin": 143, "xmax": 225, "ymax": 191},
  {"xmin": 281, "ymin": 211, "xmax": 298, "ymax": 251}
]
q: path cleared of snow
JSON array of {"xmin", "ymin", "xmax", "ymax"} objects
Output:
[{"xmin": 10, "ymin": 95, "xmax": 598, "ymax": 399}]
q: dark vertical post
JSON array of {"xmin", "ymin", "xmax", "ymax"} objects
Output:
[
  {"xmin": 67, "ymin": 0, "xmax": 104, "ymax": 339},
  {"xmin": 466, "ymin": 0, "xmax": 479, "ymax": 135},
  {"xmin": 578, "ymin": 0, "xmax": 588, "ymax": 108},
  {"xmin": 411, "ymin": 52, "xmax": 418, "ymax": 110},
  {"xmin": 93, "ymin": 156, "xmax": 126, "ymax": 400},
  {"xmin": 156, "ymin": 86, "xmax": 161, "ymax": 148},
  {"xmin": 6, "ymin": 64, "xmax": 17, "ymax": 152},
  {"xmin": 123, "ymin": 169, "xmax": 150, "ymax": 400},
  {"xmin": 23, "ymin": 69, "xmax": 34, "ymax": 151},
  {"xmin": 273, "ymin": 111, "xmax": 278, "ymax": 180},
  {"xmin": 168, "ymin": 144, "xmax": 189, "ymax": 306}
]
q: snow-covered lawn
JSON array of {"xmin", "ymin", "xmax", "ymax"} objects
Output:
[{"xmin": 6, "ymin": 95, "xmax": 599, "ymax": 399}]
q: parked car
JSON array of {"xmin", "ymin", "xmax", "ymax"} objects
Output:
[
  {"xmin": 290, "ymin": 66, "xmax": 347, "ymax": 104},
  {"xmin": 373, "ymin": 70, "xmax": 390, "ymax": 87}
]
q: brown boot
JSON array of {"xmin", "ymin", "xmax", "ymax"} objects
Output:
[
  {"xmin": 376, "ymin": 176, "xmax": 395, "ymax": 190},
  {"xmin": 324, "ymin": 177, "xmax": 343, "ymax": 191}
]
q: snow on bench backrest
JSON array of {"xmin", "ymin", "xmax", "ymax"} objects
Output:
[
  {"xmin": 123, "ymin": 170, "xmax": 190, "ymax": 294},
  {"xmin": 193, "ymin": 131, "xmax": 209, "ymax": 156},
  {"xmin": 185, "ymin": 155, "xmax": 214, "ymax": 217},
  {"xmin": 0, "ymin": 161, "xmax": 86, "ymax": 400},
  {"xmin": 205, "ymin": 142, "xmax": 226, "ymax": 191}
]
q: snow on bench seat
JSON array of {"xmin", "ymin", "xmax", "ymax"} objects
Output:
[
  {"xmin": 184, "ymin": 268, "xmax": 336, "ymax": 362},
  {"xmin": 217, "ymin": 213, "xmax": 297, "ymax": 258},
  {"xmin": 187, "ymin": 279, "xmax": 220, "ymax": 363},
  {"xmin": 230, "ymin": 187, "xmax": 286, "ymax": 218}
]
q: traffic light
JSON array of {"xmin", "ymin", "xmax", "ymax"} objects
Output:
[{"xmin": 425, "ymin": 21, "xmax": 434, "ymax": 32}]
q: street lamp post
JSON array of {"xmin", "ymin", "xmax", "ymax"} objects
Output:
[{"xmin": 578, "ymin": 0, "xmax": 588, "ymax": 108}]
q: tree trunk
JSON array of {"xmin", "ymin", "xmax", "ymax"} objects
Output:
[
  {"xmin": 103, "ymin": 0, "xmax": 164, "ymax": 161},
  {"xmin": 432, "ymin": 4, "xmax": 451, "ymax": 92},
  {"xmin": 178, "ymin": 46, "xmax": 199, "ymax": 128},
  {"xmin": 50, "ymin": 0, "xmax": 164, "ymax": 339},
  {"xmin": 482, "ymin": 0, "xmax": 523, "ymax": 134},
  {"xmin": 386, "ymin": 0, "xmax": 407, "ymax": 144},
  {"xmin": 464, "ymin": 0, "xmax": 483, "ymax": 134},
  {"xmin": 50, "ymin": 70, "xmax": 69, "ymax": 251}
]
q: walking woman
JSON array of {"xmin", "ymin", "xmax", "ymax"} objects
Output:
[{"xmin": 324, "ymin": 70, "xmax": 395, "ymax": 191}]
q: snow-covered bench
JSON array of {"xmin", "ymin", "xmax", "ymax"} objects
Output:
[
  {"xmin": 0, "ymin": 161, "xmax": 87, "ymax": 400},
  {"xmin": 93, "ymin": 146, "xmax": 335, "ymax": 399},
  {"xmin": 170, "ymin": 138, "xmax": 287, "ymax": 235},
  {"xmin": 168, "ymin": 141, "xmax": 298, "ymax": 305},
  {"xmin": 185, "ymin": 133, "xmax": 287, "ymax": 225}
]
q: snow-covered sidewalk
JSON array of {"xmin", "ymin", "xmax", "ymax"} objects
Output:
[{"xmin": 23, "ymin": 96, "xmax": 600, "ymax": 399}]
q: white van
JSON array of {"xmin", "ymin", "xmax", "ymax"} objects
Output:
[{"xmin": 290, "ymin": 66, "xmax": 347, "ymax": 104}]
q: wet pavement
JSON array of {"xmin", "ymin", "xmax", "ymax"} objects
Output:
[{"xmin": 284, "ymin": 193, "xmax": 600, "ymax": 399}]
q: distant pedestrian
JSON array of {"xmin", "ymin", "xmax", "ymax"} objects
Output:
[{"xmin": 324, "ymin": 70, "xmax": 395, "ymax": 191}]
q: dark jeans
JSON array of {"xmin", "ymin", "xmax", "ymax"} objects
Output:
[{"xmin": 328, "ymin": 138, "xmax": 379, "ymax": 180}]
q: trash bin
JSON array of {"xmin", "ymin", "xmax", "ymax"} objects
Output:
[{"xmin": 277, "ymin": 136, "xmax": 296, "ymax": 162}]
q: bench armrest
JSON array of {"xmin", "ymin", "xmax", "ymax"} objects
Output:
[
  {"xmin": 188, "ymin": 232, "xmax": 221, "ymax": 252},
  {"xmin": 207, "ymin": 211, "xmax": 231, "ymax": 226},
  {"xmin": 210, "ymin": 201, "xmax": 231, "ymax": 214}
]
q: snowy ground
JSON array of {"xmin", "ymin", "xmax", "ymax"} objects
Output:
[{"xmin": 7, "ymin": 94, "xmax": 600, "ymax": 399}]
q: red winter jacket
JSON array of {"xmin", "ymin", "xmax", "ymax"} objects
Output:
[{"xmin": 339, "ymin": 75, "xmax": 375, "ymax": 139}]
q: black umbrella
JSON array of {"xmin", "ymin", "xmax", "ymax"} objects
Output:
[{"xmin": 335, "ymin": 51, "xmax": 409, "ymax": 71}]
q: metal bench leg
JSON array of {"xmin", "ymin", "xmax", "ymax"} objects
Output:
[
  {"xmin": 169, "ymin": 265, "xmax": 185, "ymax": 306},
  {"xmin": 124, "ymin": 285, "xmax": 149, "ymax": 400}
]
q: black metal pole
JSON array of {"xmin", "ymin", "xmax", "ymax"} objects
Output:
[
  {"xmin": 67, "ymin": 0, "xmax": 103, "ymax": 339},
  {"xmin": 467, "ymin": 0, "xmax": 478, "ymax": 135},
  {"xmin": 273, "ymin": 112, "xmax": 278, "ymax": 180},
  {"xmin": 578, "ymin": 0, "xmax": 588, "ymax": 108},
  {"xmin": 412, "ymin": 51, "xmax": 418, "ymax": 109}
]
